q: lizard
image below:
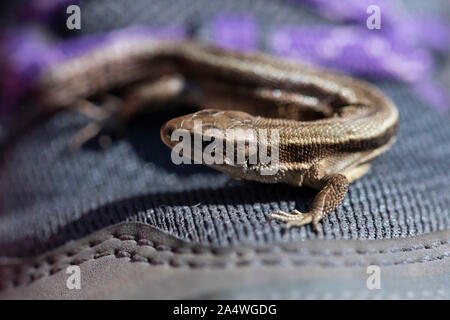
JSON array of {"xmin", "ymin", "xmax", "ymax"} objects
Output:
[{"xmin": 35, "ymin": 38, "xmax": 399, "ymax": 232}]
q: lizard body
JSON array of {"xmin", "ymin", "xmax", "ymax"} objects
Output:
[{"xmin": 36, "ymin": 39, "xmax": 399, "ymax": 232}]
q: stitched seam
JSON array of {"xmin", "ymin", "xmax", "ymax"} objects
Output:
[
  {"xmin": 2, "ymin": 232, "xmax": 450, "ymax": 289},
  {"xmin": 2, "ymin": 233, "xmax": 449, "ymax": 261},
  {"xmin": 6, "ymin": 249, "xmax": 450, "ymax": 289}
]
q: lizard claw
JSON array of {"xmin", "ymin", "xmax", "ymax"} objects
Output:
[{"xmin": 268, "ymin": 209, "xmax": 322, "ymax": 233}]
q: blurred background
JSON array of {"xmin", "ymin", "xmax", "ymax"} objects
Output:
[{"xmin": 1, "ymin": 0, "xmax": 449, "ymax": 123}]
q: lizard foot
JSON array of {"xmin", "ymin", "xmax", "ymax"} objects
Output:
[
  {"xmin": 69, "ymin": 97, "xmax": 122, "ymax": 150},
  {"xmin": 268, "ymin": 209, "xmax": 322, "ymax": 233}
]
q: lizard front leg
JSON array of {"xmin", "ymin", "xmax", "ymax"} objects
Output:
[{"xmin": 268, "ymin": 174, "xmax": 349, "ymax": 233}]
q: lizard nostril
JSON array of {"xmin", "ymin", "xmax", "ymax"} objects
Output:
[{"xmin": 161, "ymin": 124, "xmax": 176, "ymax": 146}]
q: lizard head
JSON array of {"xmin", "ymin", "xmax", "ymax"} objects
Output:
[{"xmin": 161, "ymin": 109, "xmax": 264, "ymax": 178}]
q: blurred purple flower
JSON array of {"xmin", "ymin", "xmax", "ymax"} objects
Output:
[
  {"xmin": 0, "ymin": 25, "xmax": 187, "ymax": 117},
  {"xmin": 277, "ymin": 1, "xmax": 450, "ymax": 111},
  {"xmin": 210, "ymin": 14, "xmax": 259, "ymax": 51},
  {"xmin": 393, "ymin": 17, "xmax": 450, "ymax": 53},
  {"xmin": 303, "ymin": 0, "xmax": 450, "ymax": 54},
  {"xmin": 301, "ymin": 0, "xmax": 397, "ymax": 25},
  {"xmin": 17, "ymin": 0, "xmax": 79, "ymax": 22},
  {"xmin": 1, "ymin": 1, "xmax": 448, "ymax": 115},
  {"xmin": 0, "ymin": 29, "xmax": 62, "ymax": 116},
  {"xmin": 271, "ymin": 26, "xmax": 433, "ymax": 82},
  {"xmin": 412, "ymin": 80, "xmax": 450, "ymax": 113}
]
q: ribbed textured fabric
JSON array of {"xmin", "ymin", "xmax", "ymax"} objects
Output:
[
  {"xmin": 0, "ymin": 0, "xmax": 449, "ymax": 257},
  {"xmin": 1, "ymin": 82, "xmax": 449, "ymax": 257}
]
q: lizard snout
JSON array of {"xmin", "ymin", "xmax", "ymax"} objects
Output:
[
  {"xmin": 161, "ymin": 109, "xmax": 257, "ymax": 150},
  {"xmin": 160, "ymin": 119, "xmax": 179, "ymax": 148}
]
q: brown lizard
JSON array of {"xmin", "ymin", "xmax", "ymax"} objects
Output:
[{"xmin": 36, "ymin": 38, "xmax": 399, "ymax": 232}]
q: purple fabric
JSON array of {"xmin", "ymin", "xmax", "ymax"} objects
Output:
[{"xmin": 210, "ymin": 14, "xmax": 259, "ymax": 51}]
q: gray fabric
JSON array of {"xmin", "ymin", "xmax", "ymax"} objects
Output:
[
  {"xmin": 1, "ymin": 223, "xmax": 449, "ymax": 299},
  {"xmin": 0, "ymin": 0, "xmax": 449, "ymax": 257},
  {"xmin": 1, "ymin": 83, "xmax": 449, "ymax": 257},
  {"xmin": 78, "ymin": 0, "xmax": 324, "ymax": 36}
]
